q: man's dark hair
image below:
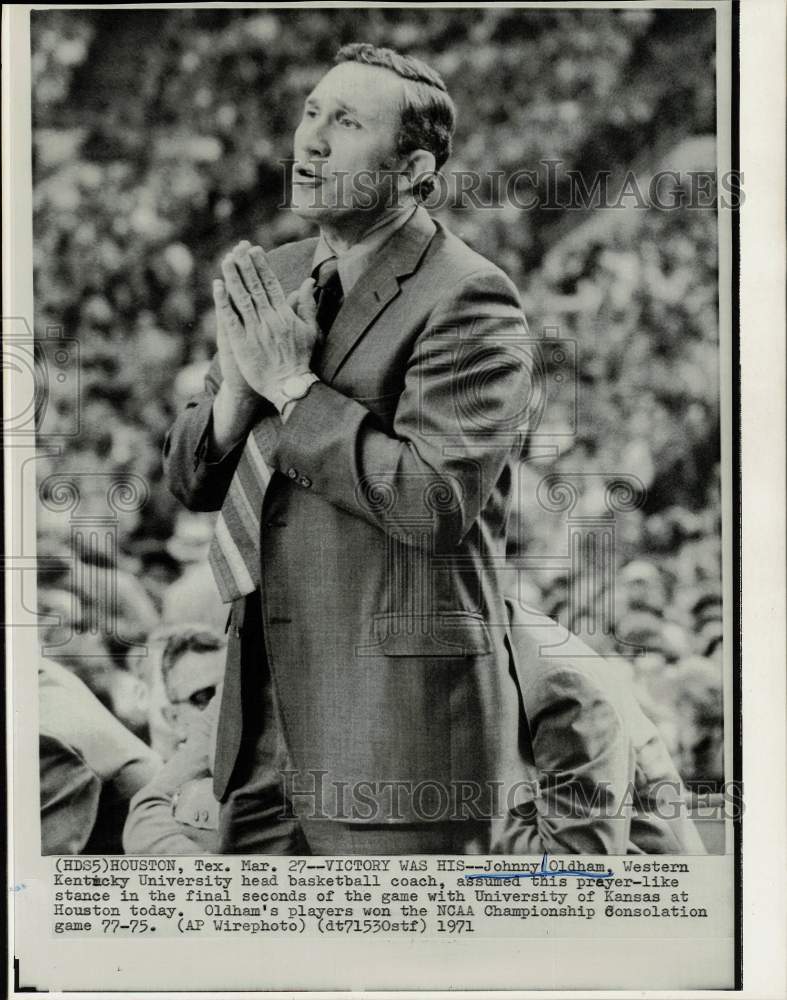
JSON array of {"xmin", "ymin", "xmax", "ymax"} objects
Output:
[
  {"xmin": 334, "ymin": 43, "xmax": 456, "ymax": 197},
  {"xmin": 159, "ymin": 626, "xmax": 226, "ymax": 684}
]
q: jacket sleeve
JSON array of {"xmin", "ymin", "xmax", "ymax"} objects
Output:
[
  {"xmin": 272, "ymin": 266, "xmax": 531, "ymax": 549},
  {"xmin": 492, "ymin": 667, "xmax": 634, "ymax": 856},
  {"xmin": 162, "ymin": 354, "xmax": 278, "ymax": 513},
  {"xmin": 626, "ymin": 695, "xmax": 707, "ymax": 854}
]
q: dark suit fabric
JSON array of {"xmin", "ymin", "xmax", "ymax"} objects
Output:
[{"xmin": 164, "ymin": 208, "xmax": 531, "ymax": 840}]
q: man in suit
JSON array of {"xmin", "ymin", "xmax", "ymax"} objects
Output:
[
  {"xmin": 164, "ymin": 44, "xmax": 532, "ymax": 853},
  {"xmin": 493, "ymin": 598, "xmax": 708, "ymax": 854}
]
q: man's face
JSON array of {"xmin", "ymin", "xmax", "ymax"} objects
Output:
[
  {"xmin": 291, "ymin": 62, "xmax": 406, "ymax": 226},
  {"xmin": 164, "ymin": 648, "xmax": 224, "ymax": 744}
]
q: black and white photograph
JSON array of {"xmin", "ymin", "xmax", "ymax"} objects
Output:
[
  {"xmin": 4, "ymin": 1, "xmax": 784, "ymax": 995},
  {"xmin": 29, "ymin": 1, "xmax": 731, "ymax": 857}
]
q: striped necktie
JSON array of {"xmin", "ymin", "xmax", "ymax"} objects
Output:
[
  {"xmin": 207, "ymin": 415, "xmax": 271, "ymax": 602},
  {"xmin": 207, "ymin": 258, "xmax": 345, "ymax": 603}
]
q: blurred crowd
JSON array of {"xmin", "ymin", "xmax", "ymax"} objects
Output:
[
  {"xmin": 32, "ymin": 7, "xmax": 725, "ymax": 853},
  {"xmin": 38, "ymin": 497, "xmax": 724, "ymax": 854},
  {"xmin": 38, "ymin": 481, "xmax": 724, "ymax": 822}
]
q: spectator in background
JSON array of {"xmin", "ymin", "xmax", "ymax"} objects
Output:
[
  {"xmin": 124, "ymin": 626, "xmax": 227, "ymax": 854},
  {"xmin": 37, "ymin": 532, "xmax": 160, "ymax": 640},
  {"xmin": 645, "ymin": 655, "xmax": 724, "ymax": 789},
  {"xmin": 124, "ymin": 696, "xmax": 221, "ymax": 855},
  {"xmin": 97, "ymin": 661, "xmax": 151, "ymax": 741},
  {"xmin": 37, "ymin": 586, "xmax": 84, "ymax": 649},
  {"xmin": 37, "ymin": 538, "xmax": 160, "ymax": 743},
  {"xmin": 698, "ymin": 619, "xmax": 723, "ymax": 664},
  {"xmin": 673, "ymin": 657, "xmax": 724, "ymax": 787},
  {"xmin": 37, "ymin": 604, "xmax": 152, "ymax": 742},
  {"xmin": 691, "ymin": 588, "xmax": 723, "ymax": 635},
  {"xmin": 172, "ymin": 348, "xmax": 211, "ymax": 409},
  {"xmin": 39, "ymin": 657, "xmax": 160, "ymax": 854},
  {"xmin": 146, "ymin": 624, "xmax": 227, "ymax": 760},
  {"xmin": 135, "ymin": 546, "xmax": 183, "ymax": 615},
  {"xmin": 160, "ymin": 626, "xmax": 226, "ymax": 747},
  {"xmin": 492, "ymin": 598, "xmax": 707, "ymax": 854},
  {"xmin": 617, "ymin": 559, "xmax": 667, "ymax": 615},
  {"xmin": 161, "ymin": 512, "xmax": 227, "ymax": 633}
]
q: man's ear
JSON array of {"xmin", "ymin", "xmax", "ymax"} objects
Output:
[{"xmin": 400, "ymin": 148, "xmax": 437, "ymax": 198}]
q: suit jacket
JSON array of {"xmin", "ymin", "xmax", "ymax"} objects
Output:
[
  {"xmin": 494, "ymin": 599, "xmax": 707, "ymax": 854},
  {"xmin": 163, "ymin": 207, "xmax": 532, "ymax": 822}
]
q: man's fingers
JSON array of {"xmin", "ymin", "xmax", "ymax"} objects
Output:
[
  {"xmin": 249, "ymin": 246, "xmax": 287, "ymax": 309},
  {"xmin": 286, "ymin": 289, "xmax": 300, "ymax": 313},
  {"xmin": 234, "ymin": 245, "xmax": 272, "ymax": 316},
  {"xmin": 213, "ymin": 278, "xmax": 248, "ymax": 346},
  {"xmin": 221, "ymin": 254, "xmax": 257, "ymax": 324},
  {"xmin": 213, "ymin": 279, "xmax": 238, "ymax": 330}
]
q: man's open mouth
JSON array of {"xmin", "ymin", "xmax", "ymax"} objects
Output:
[{"xmin": 292, "ymin": 165, "xmax": 325, "ymax": 185}]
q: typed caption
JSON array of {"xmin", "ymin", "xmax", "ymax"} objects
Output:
[{"xmin": 48, "ymin": 853, "xmax": 728, "ymax": 939}]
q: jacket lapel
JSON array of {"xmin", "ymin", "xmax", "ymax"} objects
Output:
[{"xmin": 320, "ymin": 207, "xmax": 437, "ymax": 384}]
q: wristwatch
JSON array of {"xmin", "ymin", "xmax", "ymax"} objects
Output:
[{"xmin": 269, "ymin": 372, "xmax": 320, "ymax": 414}]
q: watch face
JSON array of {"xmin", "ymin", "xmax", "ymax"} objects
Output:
[{"xmin": 283, "ymin": 375, "xmax": 304, "ymax": 398}]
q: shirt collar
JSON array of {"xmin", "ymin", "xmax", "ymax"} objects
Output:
[{"xmin": 311, "ymin": 206, "xmax": 417, "ymax": 295}]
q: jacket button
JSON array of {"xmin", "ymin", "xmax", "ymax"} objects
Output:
[
  {"xmin": 299, "ymin": 476, "xmax": 312, "ymax": 488},
  {"xmin": 287, "ymin": 467, "xmax": 298, "ymax": 480}
]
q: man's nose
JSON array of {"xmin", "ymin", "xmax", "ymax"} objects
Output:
[{"xmin": 298, "ymin": 119, "xmax": 330, "ymax": 159}]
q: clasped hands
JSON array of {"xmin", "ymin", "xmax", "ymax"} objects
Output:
[{"xmin": 213, "ymin": 240, "xmax": 319, "ymax": 416}]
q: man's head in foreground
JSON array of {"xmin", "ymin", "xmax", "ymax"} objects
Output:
[
  {"xmin": 160, "ymin": 627, "xmax": 226, "ymax": 745},
  {"xmin": 291, "ymin": 43, "xmax": 456, "ymax": 238}
]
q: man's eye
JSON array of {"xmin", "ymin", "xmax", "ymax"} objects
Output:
[
  {"xmin": 188, "ymin": 686, "xmax": 216, "ymax": 709},
  {"xmin": 338, "ymin": 114, "xmax": 360, "ymax": 129}
]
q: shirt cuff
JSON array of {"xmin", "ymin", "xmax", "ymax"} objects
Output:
[{"xmin": 197, "ymin": 405, "xmax": 249, "ymax": 467}]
